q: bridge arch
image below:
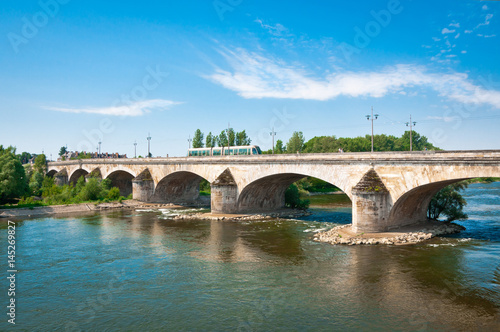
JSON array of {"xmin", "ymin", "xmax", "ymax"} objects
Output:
[
  {"xmin": 151, "ymin": 171, "xmax": 208, "ymax": 204},
  {"xmin": 237, "ymin": 172, "xmax": 347, "ymax": 213},
  {"xmin": 69, "ymin": 169, "xmax": 90, "ymax": 185},
  {"xmin": 106, "ymin": 170, "xmax": 135, "ymax": 197},
  {"xmin": 46, "ymin": 169, "xmax": 58, "ymax": 177}
]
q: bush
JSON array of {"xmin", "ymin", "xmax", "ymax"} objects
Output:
[
  {"xmin": 285, "ymin": 184, "xmax": 310, "ymax": 210},
  {"xmin": 107, "ymin": 187, "xmax": 120, "ymax": 200},
  {"xmin": 77, "ymin": 177, "xmax": 104, "ymax": 201}
]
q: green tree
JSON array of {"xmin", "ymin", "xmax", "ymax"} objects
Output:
[
  {"xmin": 235, "ymin": 130, "xmax": 251, "ymax": 146},
  {"xmin": 29, "ymin": 171, "xmax": 44, "ymax": 196},
  {"xmin": 59, "ymin": 146, "xmax": 67, "ymax": 156},
  {"xmin": 17, "ymin": 152, "xmax": 32, "ymax": 164},
  {"xmin": 227, "ymin": 128, "xmax": 236, "ymax": 146},
  {"xmin": 427, "ymin": 182, "xmax": 468, "ymax": 222},
  {"xmin": 217, "ymin": 130, "xmax": 228, "ymax": 147},
  {"xmin": 275, "ymin": 139, "xmax": 285, "ymax": 154},
  {"xmin": 77, "ymin": 152, "xmax": 92, "ymax": 159},
  {"xmin": 206, "ymin": 132, "xmax": 216, "ymax": 148},
  {"xmin": 0, "ymin": 146, "xmax": 28, "ymax": 203},
  {"xmin": 34, "ymin": 154, "xmax": 47, "ymax": 175},
  {"xmin": 284, "ymin": 183, "xmax": 310, "ymax": 209},
  {"xmin": 193, "ymin": 129, "xmax": 204, "ymax": 148},
  {"xmin": 286, "ymin": 131, "xmax": 305, "ymax": 153}
]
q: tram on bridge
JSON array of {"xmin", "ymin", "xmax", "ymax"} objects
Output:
[{"xmin": 188, "ymin": 145, "xmax": 262, "ymax": 156}]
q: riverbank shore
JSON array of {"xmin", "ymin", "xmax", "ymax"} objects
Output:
[
  {"xmin": 0, "ymin": 200, "xmax": 186, "ymax": 219},
  {"xmin": 314, "ymin": 221, "xmax": 465, "ymax": 245}
]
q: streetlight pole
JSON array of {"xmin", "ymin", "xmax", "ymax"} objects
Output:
[
  {"xmin": 366, "ymin": 106, "xmax": 379, "ymax": 152},
  {"xmin": 98, "ymin": 141, "xmax": 101, "ymax": 157},
  {"xmin": 134, "ymin": 141, "xmax": 137, "ymax": 158},
  {"xmin": 270, "ymin": 127, "xmax": 276, "ymax": 154},
  {"xmin": 147, "ymin": 133, "xmax": 151, "ymax": 158},
  {"xmin": 405, "ymin": 115, "xmax": 417, "ymax": 152},
  {"xmin": 227, "ymin": 122, "xmax": 230, "ymax": 151},
  {"xmin": 187, "ymin": 135, "xmax": 192, "ymax": 149}
]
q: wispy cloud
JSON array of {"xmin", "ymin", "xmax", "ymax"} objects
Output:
[
  {"xmin": 449, "ymin": 22, "xmax": 460, "ymax": 28},
  {"xmin": 441, "ymin": 28, "xmax": 456, "ymax": 34},
  {"xmin": 427, "ymin": 115, "xmax": 459, "ymax": 122},
  {"xmin": 205, "ymin": 48, "xmax": 500, "ymax": 109},
  {"xmin": 476, "ymin": 13, "xmax": 493, "ymax": 28},
  {"xmin": 254, "ymin": 19, "xmax": 291, "ymax": 37},
  {"xmin": 44, "ymin": 99, "xmax": 181, "ymax": 116}
]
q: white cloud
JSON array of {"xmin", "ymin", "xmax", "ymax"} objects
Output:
[
  {"xmin": 432, "ymin": 37, "xmax": 441, "ymax": 41},
  {"xmin": 427, "ymin": 115, "xmax": 459, "ymax": 122},
  {"xmin": 442, "ymin": 28, "xmax": 456, "ymax": 34},
  {"xmin": 254, "ymin": 19, "xmax": 290, "ymax": 37},
  {"xmin": 461, "ymin": 50, "xmax": 467, "ymax": 54},
  {"xmin": 44, "ymin": 99, "xmax": 181, "ymax": 116},
  {"xmin": 476, "ymin": 13, "xmax": 493, "ymax": 29},
  {"xmin": 455, "ymin": 33, "xmax": 460, "ymax": 39},
  {"xmin": 465, "ymin": 30, "xmax": 473, "ymax": 34},
  {"xmin": 205, "ymin": 48, "xmax": 500, "ymax": 109},
  {"xmin": 484, "ymin": 34, "xmax": 496, "ymax": 38},
  {"xmin": 449, "ymin": 22, "xmax": 460, "ymax": 28},
  {"xmin": 482, "ymin": 5, "xmax": 488, "ymax": 10}
]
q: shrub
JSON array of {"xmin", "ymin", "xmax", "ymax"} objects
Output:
[
  {"xmin": 107, "ymin": 187, "xmax": 120, "ymax": 200},
  {"xmin": 285, "ymin": 184, "xmax": 310, "ymax": 210}
]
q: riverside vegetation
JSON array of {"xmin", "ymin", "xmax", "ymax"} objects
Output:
[{"xmin": 0, "ymin": 145, "xmax": 129, "ymax": 209}]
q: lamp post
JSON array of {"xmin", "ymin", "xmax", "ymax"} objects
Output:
[
  {"xmin": 147, "ymin": 133, "xmax": 151, "ymax": 158},
  {"xmin": 405, "ymin": 115, "xmax": 417, "ymax": 151},
  {"xmin": 134, "ymin": 141, "xmax": 137, "ymax": 158},
  {"xmin": 226, "ymin": 122, "xmax": 230, "ymax": 152},
  {"xmin": 270, "ymin": 127, "xmax": 276, "ymax": 154},
  {"xmin": 98, "ymin": 141, "xmax": 101, "ymax": 157},
  {"xmin": 187, "ymin": 135, "xmax": 192, "ymax": 149},
  {"xmin": 365, "ymin": 106, "xmax": 379, "ymax": 153}
]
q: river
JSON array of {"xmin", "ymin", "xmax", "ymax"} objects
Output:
[{"xmin": 1, "ymin": 182, "xmax": 499, "ymax": 331}]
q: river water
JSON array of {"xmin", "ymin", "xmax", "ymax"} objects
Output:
[{"xmin": 1, "ymin": 182, "xmax": 499, "ymax": 331}]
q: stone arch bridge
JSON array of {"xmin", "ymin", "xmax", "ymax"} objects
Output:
[{"xmin": 47, "ymin": 150, "xmax": 500, "ymax": 233}]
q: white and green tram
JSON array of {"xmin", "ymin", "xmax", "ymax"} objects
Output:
[{"xmin": 188, "ymin": 145, "xmax": 262, "ymax": 157}]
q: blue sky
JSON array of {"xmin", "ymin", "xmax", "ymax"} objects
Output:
[{"xmin": 1, "ymin": 0, "xmax": 500, "ymax": 158}]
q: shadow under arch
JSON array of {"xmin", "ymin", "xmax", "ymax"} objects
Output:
[
  {"xmin": 106, "ymin": 170, "xmax": 135, "ymax": 197},
  {"xmin": 387, "ymin": 178, "xmax": 471, "ymax": 228},
  {"xmin": 238, "ymin": 173, "xmax": 348, "ymax": 213},
  {"xmin": 151, "ymin": 171, "xmax": 208, "ymax": 204},
  {"xmin": 69, "ymin": 169, "xmax": 89, "ymax": 185},
  {"xmin": 46, "ymin": 169, "xmax": 58, "ymax": 177}
]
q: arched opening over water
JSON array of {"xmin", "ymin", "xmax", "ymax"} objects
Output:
[
  {"xmin": 69, "ymin": 169, "xmax": 89, "ymax": 185},
  {"xmin": 152, "ymin": 171, "xmax": 208, "ymax": 204},
  {"xmin": 388, "ymin": 178, "xmax": 472, "ymax": 228},
  {"xmin": 238, "ymin": 173, "xmax": 350, "ymax": 213},
  {"xmin": 106, "ymin": 170, "xmax": 135, "ymax": 197}
]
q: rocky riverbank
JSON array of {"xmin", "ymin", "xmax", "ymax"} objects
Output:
[
  {"xmin": 314, "ymin": 221, "xmax": 466, "ymax": 245},
  {"xmin": 0, "ymin": 201, "xmax": 187, "ymax": 219},
  {"xmin": 173, "ymin": 209, "xmax": 312, "ymax": 221}
]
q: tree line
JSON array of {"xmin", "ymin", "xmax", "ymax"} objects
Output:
[
  {"xmin": 191, "ymin": 128, "xmax": 251, "ymax": 148},
  {"xmin": 265, "ymin": 130, "xmax": 439, "ymax": 154},
  {"xmin": 0, "ymin": 145, "xmax": 127, "ymax": 206}
]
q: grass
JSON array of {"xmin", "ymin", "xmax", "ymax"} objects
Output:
[{"xmin": 1, "ymin": 196, "xmax": 131, "ymax": 210}]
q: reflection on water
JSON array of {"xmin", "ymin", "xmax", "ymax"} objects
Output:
[{"xmin": 0, "ymin": 183, "xmax": 499, "ymax": 330}]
